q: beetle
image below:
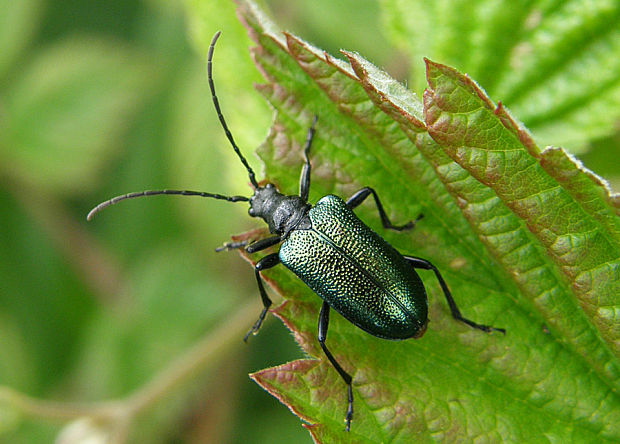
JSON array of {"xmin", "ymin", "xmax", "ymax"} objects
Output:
[{"xmin": 88, "ymin": 31, "xmax": 505, "ymax": 431}]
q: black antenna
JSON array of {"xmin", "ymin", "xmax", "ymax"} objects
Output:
[
  {"xmin": 208, "ymin": 31, "xmax": 258, "ymax": 189},
  {"xmin": 87, "ymin": 32, "xmax": 259, "ymax": 222},
  {"xmin": 87, "ymin": 190, "xmax": 249, "ymax": 221}
]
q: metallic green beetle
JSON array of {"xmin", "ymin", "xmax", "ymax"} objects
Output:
[{"xmin": 88, "ymin": 31, "xmax": 505, "ymax": 431}]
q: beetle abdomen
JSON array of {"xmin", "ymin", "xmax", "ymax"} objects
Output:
[{"xmin": 279, "ymin": 195, "xmax": 427, "ymax": 339}]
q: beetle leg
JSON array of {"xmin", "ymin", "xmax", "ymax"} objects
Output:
[
  {"xmin": 346, "ymin": 187, "xmax": 422, "ymax": 231},
  {"xmin": 216, "ymin": 235, "xmax": 281, "ymax": 253},
  {"xmin": 245, "ymin": 235, "xmax": 281, "ymax": 253},
  {"xmin": 317, "ymin": 301, "xmax": 354, "ymax": 431},
  {"xmin": 244, "ymin": 253, "xmax": 280, "ymax": 342},
  {"xmin": 404, "ymin": 256, "xmax": 506, "ymax": 334},
  {"xmin": 298, "ymin": 115, "xmax": 318, "ymax": 202}
]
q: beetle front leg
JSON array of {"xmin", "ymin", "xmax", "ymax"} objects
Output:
[
  {"xmin": 346, "ymin": 187, "xmax": 422, "ymax": 231},
  {"xmin": 216, "ymin": 235, "xmax": 281, "ymax": 253},
  {"xmin": 404, "ymin": 256, "xmax": 505, "ymax": 334},
  {"xmin": 214, "ymin": 239, "xmax": 249, "ymax": 252},
  {"xmin": 245, "ymin": 235, "xmax": 281, "ymax": 253},
  {"xmin": 298, "ymin": 115, "xmax": 318, "ymax": 202},
  {"xmin": 244, "ymin": 253, "xmax": 280, "ymax": 342},
  {"xmin": 317, "ymin": 301, "xmax": 354, "ymax": 431}
]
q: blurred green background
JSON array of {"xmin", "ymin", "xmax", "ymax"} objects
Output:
[{"xmin": 0, "ymin": 0, "xmax": 617, "ymax": 443}]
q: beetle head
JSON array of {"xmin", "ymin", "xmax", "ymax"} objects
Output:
[{"xmin": 249, "ymin": 184, "xmax": 309, "ymax": 235}]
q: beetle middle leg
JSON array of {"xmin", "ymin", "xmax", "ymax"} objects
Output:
[
  {"xmin": 404, "ymin": 256, "xmax": 505, "ymax": 334},
  {"xmin": 244, "ymin": 252, "xmax": 281, "ymax": 342},
  {"xmin": 346, "ymin": 187, "xmax": 421, "ymax": 231},
  {"xmin": 318, "ymin": 301, "xmax": 354, "ymax": 431},
  {"xmin": 298, "ymin": 115, "xmax": 318, "ymax": 201}
]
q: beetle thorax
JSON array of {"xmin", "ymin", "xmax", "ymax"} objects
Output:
[{"xmin": 248, "ymin": 184, "xmax": 310, "ymax": 236}]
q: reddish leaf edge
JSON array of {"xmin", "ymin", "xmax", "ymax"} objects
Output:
[
  {"xmin": 249, "ymin": 359, "xmax": 320, "ymax": 427},
  {"xmin": 423, "ymin": 58, "xmax": 619, "ymax": 211}
]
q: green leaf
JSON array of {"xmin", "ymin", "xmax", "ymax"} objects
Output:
[
  {"xmin": 214, "ymin": 1, "xmax": 620, "ymax": 442},
  {"xmin": 0, "ymin": 0, "xmax": 43, "ymax": 81},
  {"xmin": 424, "ymin": 60, "xmax": 620, "ymax": 365},
  {"xmin": 381, "ymin": 0, "xmax": 620, "ymax": 154},
  {"xmin": 0, "ymin": 38, "xmax": 155, "ymax": 195}
]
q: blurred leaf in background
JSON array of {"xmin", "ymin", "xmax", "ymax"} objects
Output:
[
  {"xmin": 0, "ymin": 0, "xmax": 308, "ymax": 442},
  {"xmin": 0, "ymin": 0, "xmax": 618, "ymax": 443}
]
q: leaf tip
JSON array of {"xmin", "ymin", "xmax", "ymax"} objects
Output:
[{"xmin": 423, "ymin": 57, "xmax": 441, "ymax": 89}]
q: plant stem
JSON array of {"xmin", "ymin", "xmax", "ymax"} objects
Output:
[
  {"xmin": 124, "ymin": 298, "xmax": 260, "ymax": 415},
  {"xmin": 0, "ymin": 298, "xmax": 260, "ymax": 424}
]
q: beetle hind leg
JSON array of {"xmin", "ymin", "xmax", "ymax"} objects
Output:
[
  {"xmin": 318, "ymin": 301, "xmax": 354, "ymax": 431},
  {"xmin": 404, "ymin": 256, "xmax": 506, "ymax": 334}
]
